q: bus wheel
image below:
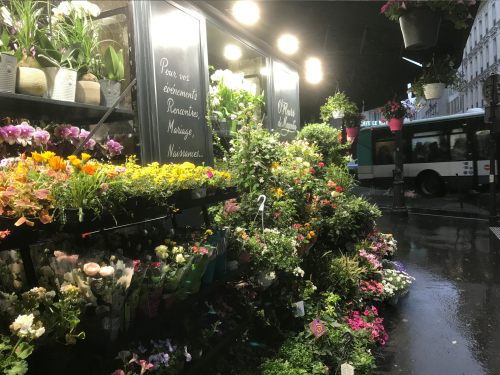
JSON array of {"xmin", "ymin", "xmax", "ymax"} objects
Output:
[{"xmin": 416, "ymin": 171, "xmax": 445, "ymax": 197}]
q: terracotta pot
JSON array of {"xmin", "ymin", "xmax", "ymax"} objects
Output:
[
  {"xmin": 0, "ymin": 53, "xmax": 17, "ymax": 93},
  {"xmin": 44, "ymin": 67, "xmax": 77, "ymax": 101},
  {"xmin": 388, "ymin": 118, "xmax": 404, "ymax": 132},
  {"xmin": 75, "ymin": 80, "xmax": 100, "ymax": 105},
  {"xmin": 423, "ymin": 82, "xmax": 445, "ymax": 100},
  {"xmin": 399, "ymin": 7, "xmax": 441, "ymax": 50},
  {"xmin": 16, "ymin": 67, "xmax": 47, "ymax": 96},
  {"xmin": 346, "ymin": 126, "xmax": 359, "ymax": 141}
]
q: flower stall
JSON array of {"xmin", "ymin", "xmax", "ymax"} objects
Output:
[{"xmin": 0, "ymin": 1, "xmax": 414, "ymax": 374}]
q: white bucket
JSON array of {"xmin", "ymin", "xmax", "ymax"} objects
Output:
[
  {"xmin": 44, "ymin": 67, "xmax": 77, "ymax": 102},
  {"xmin": 0, "ymin": 53, "xmax": 17, "ymax": 93},
  {"xmin": 423, "ymin": 83, "xmax": 445, "ymax": 100}
]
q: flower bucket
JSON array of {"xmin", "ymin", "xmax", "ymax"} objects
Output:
[
  {"xmin": 201, "ymin": 255, "xmax": 217, "ymax": 286},
  {"xmin": 399, "ymin": 7, "xmax": 441, "ymax": 50},
  {"xmin": 423, "ymin": 83, "xmax": 445, "ymax": 100},
  {"xmin": 176, "ymin": 254, "xmax": 211, "ymax": 299},
  {"xmin": 75, "ymin": 80, "xmax": 100, "ymax": 105},
  {"xmin": 0, "ymin": 53, "xmax": 17, "ymax": 93},
  {"xmin": 346, "ymin": 127, "xmax": 359, "ymax": 141},
  {"xmin": 44, "ymin": 67, "xmax": 77, "ymax": 101},
  {"xmin": 99, "ymin": 79, "xmax": 121, "ymax": 107},
  {"xmin": 388, "ymin": 118, "xmax": 404, "ymax": 132},
  {"xmin": 16, "ymin": 67, "xmax": 47, "ymax": 96}
]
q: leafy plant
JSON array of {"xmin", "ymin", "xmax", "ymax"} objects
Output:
[
  {"xmin": 36, "ymin": 32, "xmax": 78, "ymax": 69},
  {"xmin": 297, "ymin": 123, "xmax": 349, "ymax": 167},
  {"xmin": 327, "ymin": 255, "xmax": 367, "ymax": 298},
  {"xmin": 0, "ymin": 0, "xmax": 43, "ymax": 65},
  {"xmin": 319, "ymin": 92, "xmax": 358, "ymax": 122},
  {"xmin": 0, "ymin": 28, "xmax": 13, "ymax": 54},
  {"xmin": 102, "ymin": 45, "xmax": 124, "ymax": 81}
]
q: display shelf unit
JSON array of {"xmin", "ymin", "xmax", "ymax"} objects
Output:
[{"xmin": 0, "ymin": 92, "xmax": 135, "ymax": 124}]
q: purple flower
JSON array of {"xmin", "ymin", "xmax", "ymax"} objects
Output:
[
  {"xmin": 391, "ymin": 260, "xmax": 407, "ymax": 273},
  {"xmin": 33, "ymin": 128, "xmax": 50, "ymax": 145},
  {"xmin": 78, "ymin": 129, "xmax": 90, "ymax": 141},
  {"xmin": 105, "ymin": 139, "xmax": 123, "ymax": 157},
  {"xmin": 84, "ymin": 138, "xmax": 96, "ymax": 150},
  {"xmin": 29, "ymin": 46, "xmax": 36, "ymax": 58},
  {"xmin": 56, "ymin": 125, "xmax": 80, "ymax": 140},
  {"xmin": 2, "ymin": 125, "xmax": 21, "ymax": 145},
  {"xmin": 148, "ymin": 353, "xmax": 170, "ymax": 369},
  {"xmin": 0, "ymin": 127, "xmax": 6, "ymax": 144},
  {"xmin": 16, "ymin": 122, "xmax": 35, "ymax": 146}
]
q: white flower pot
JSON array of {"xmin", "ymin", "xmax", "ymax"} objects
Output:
[
  {"xmin": 332, "ymin": 110, "xmax": 344, "ymax": 119},
  {"xmin": 0, "ymin": 53, "xmax": 17, "ymax": 93},
  {"xmin": 99, "ymin": 79, "xmax": 121, "ymax": 107},
  {"xmin": 75, "ymin": 80, "xmax": 101, "ymax": 105},
  {"xmin": 44, "ymin": 67, "xmax": 77, "ymax": 102},
  {"xmin": 423, "ymin": 83, "xmax": 445, "ymax": 100},
  {"xmin": 16, "ymin": 67, "xmax": 47, "ymax": 97}
]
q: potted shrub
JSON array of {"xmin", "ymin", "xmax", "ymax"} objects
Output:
[
  {"xmin": 0, "ymin": 28, "xmax": 17, "ymax": 93},
  {"xmin": 380, "ymin": 1, "xmax": 475, "ymax": 50},
  {"xmin": 99, "ymin": 45, "xmax": 124, "ymax": 107},
  {"xmin": 1, "ymin": 0, "xmax": 47, "ymax": 97},
  {"xmin": 319, "ymin": 91, "xmax": 352, "ymax": 121},
  {"xmin": 344, "ymin": 110, "xmax": 364, "ymax": 142},
  {"xmin": 36, "ymin": 33, "xmax": 78, "ymax": 102},
  {"xmin": 51, "ymin": 1, "xmax": 102, "ymax": 105},
  {"xmin": 411, "ymin": 55, "xmax": 464, "ymax": 100}
]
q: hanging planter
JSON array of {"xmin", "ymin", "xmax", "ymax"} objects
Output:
[
  {"xmin": 399, "ymin": 7, "xmax": 441, "ymax": 50},
  {"xmin": 388, "ymin": 118, "xmax": 404, "ymax": 132},
  {"xmin": 332, "ymin": 110, "xmax": 345, "ymax": 119},
  {"xmin": 423, "ymin": 82, "xmax": 445, "ymax": 100},
  {"xmin": 16, "ymin": 66, "xmax": 47, "ymax": 97},
  {"xmin": 346, "ymin": 127, "xmax": 360, "ymax": 141},
  {"xmin": 0, "ymin": 53, "xmax": 17, "ymax": 93},
  {"xmin": 44, "ymin": 67, "xmax": 77, "ymax": 101}
]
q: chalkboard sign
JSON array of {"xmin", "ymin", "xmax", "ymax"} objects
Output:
[
  {"xmin": 132, "ymin": 1, "xmax": 213, "ymax": 164},
  {"xmin": 270, "ymin": 60, "xmax": 300, "ymax": 140}
]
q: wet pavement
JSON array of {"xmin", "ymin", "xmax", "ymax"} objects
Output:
[{"xmin": 375, "ymin": 213, "xmax": 500, "ymax": 375}]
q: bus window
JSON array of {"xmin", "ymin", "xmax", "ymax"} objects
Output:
[
  {"xmin": 411, "ymin": 133, "xmax": 448, "ymax": 163},
  {"xmin": 476, "ymin": 130, "xmax": 490, "ymax": 160},
  {"xmin": 450, "ymin": 133, "xmax": 467, "ymax": 160},
  {"xmin": 375, "ymin": 141, "xmax": 394, "ymax": 165}
]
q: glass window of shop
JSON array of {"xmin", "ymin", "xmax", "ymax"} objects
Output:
[{"xmin": 206, "ymin": 22, "xmax": 268, "ymax": 131}]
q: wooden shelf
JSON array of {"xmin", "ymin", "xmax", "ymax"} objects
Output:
[{"xmin": 0, "ymin": 91, "xmax": 135, "ymax": 125}]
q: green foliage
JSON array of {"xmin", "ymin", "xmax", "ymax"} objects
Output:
[
  {"xmin": 0, "ymin": 334, "xmax": 34, "ymax": 375},
  {"xmin": 326, "ymin": 255, "xmax": 367, "ymax": 298},
  {"xmin": 102, "ymin": 45, "xmax": 124, "ymax": 81},
  {"xmin": 0, "ymin": 28, "xmax": 13, "ymax": 54},
  {"xmin": 319, "ymin": 92, "xmax": 358, "ymax": 122},
  {"xmin": 36, "ymin": 32, "xmax": 78, "ymax": 69},
  {"xmin": 297, "ymin": 123, "xmax": 349, "ymax": 167}
]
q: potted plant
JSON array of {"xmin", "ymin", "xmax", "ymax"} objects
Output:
[
  {"xmin": 344, "ymin": 110, "xmax": 364, "ymax": 142},
  {"xmin": 380, "ymin": 1, "xmax": 475, "ymax": 50},
  {"xmin": 0, "ymin": 27, "xmax": 17, "ymax": 93},
  {"xmin": 380, "ymin": 100, "xmax": 412, "ymax": 132},
  {"xmin": 51, "ymin": 1, "xmax": 102, "ymax": 105},
  {"xmin": 1, "ymin": 0, "xmax": 47, "ymax": 97},
  {"xmin": 411, "ymin": 55, "xmax": 464, "ymax": 100},
  {"xmin": 319, "ymin": 91, "xmax": 352, "ymax": 121},
  {"xmin": 36, "ymin": 33, "xmax": 78, "ymax": 102},
  {"xmin": 99, "ymin": 45, "xmax": 124, "ymax": 107}
]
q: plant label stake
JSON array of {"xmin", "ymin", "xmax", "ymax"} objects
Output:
[
  {"xmin": 309, "ymin": 319, "xmax": 327, "ymax": 338},
  {"xmin": 292, "ymin": 300, "xmax": 305, "ymax": 317},
  {"xmin": 253, "ymin": 195, "xmax": 267, "ymax": 232},
  {"xmin": 341, "ymin": 363, "xmax": 355, "ymax": 375}
]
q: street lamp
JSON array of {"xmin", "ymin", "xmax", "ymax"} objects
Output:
[{"xmin": 390, "ymin": 119, "xmax": 408, "ymax": 216}]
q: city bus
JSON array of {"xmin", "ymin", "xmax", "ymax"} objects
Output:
[{"xmin": 356, "ymin": 110, "xmax": 491, "ymax": 196}]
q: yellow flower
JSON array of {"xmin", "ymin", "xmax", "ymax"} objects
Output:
[
  {"xmin": 71, "ymin": 158, "xmax": 81, "ymax": 168},
  {"xmin": 48, "ymin": 156, "xmax": 66, "ymax": 171},
  {"xmin": 31, "ymin": 152, "xmax": 44, "ymax": 163},
  {"xmin": 205, "ymin": 229, "xmax": 213, "ymax": 236},
  {"xmin": 307, "ymin": 230, "xmax": 316, "ymax": 239},
  {"xmin": 81, "ymin": 153, "xmax": 91, "ymax": 162},
  {"xmin": 241, "ymin": 232, "xmax": 249, "ymax": 240},
  {"xmin": 67, "ymin": 155, "xmax": 77, "ymax": 161},
  {"xmin": 271, "ymin": 162, "xmax": 280, "ymax": 169},
  {"xmin": 275, "ymin": 187, "xmax": 284, "ymax": 199},
  {"xmin": 41, "ymin": 151, "xmax": 55, "ymax": 162}
]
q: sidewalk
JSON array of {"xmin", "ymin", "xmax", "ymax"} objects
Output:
[{"xmin": 353, "ymin": 186, "xmax": 497, "ymax": 219}]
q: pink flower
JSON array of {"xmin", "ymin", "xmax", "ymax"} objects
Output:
[
  {"xmin": 105, "ymin": 139, "xmax": 124, "ymax": 157},
  {"xmin": 318, "ymin": 162, "xmax": 325, "ymax": 168},
  {"xmin": 83, "ymin": 262, "xmax": 101, "ymax": 277},
  {"xmin": 111, "ymin": 370, "xmax": 125, "ymax": 375},
  {"xmin": 33, "ymin": 128, "xmax": 50, "ymax": 145},
  {"xmin": 207, "ymin": 170, "xmax": 214, "ymax": 179},
  {"xmin": 2, "ymin": 125, "xmax": 20, "ymax": 145}
]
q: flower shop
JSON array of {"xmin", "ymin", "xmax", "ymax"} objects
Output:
[{"xmin": 0, "ymin": 1, "xmax": 416, "ymax": 374}]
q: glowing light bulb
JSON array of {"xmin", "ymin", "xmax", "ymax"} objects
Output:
[{"xmin": 232, "ymin": 1, "xmax": 260, "ymax": 26}]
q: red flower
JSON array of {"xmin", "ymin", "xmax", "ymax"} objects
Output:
[
  {"xmin": 0, "ymin": 230, "xmax": 11, "ymax": 239},
  {"xmin": 151, "ymin": 262, "xmax": 161, "ymax": 268},
  {"xmin": 192, "ymin": 246, "xmax": 199, "ymax": 253},
  {"xmin": 133, "ymin": 259, "xmax": 141, "ymax": 272},
  {"xmin": 309, "ymin": 168, "xmax": 315, "ymax": 174},
  {"xmin": 318, "ymin": 162, "xmax": 325, "ymax": 168},
  {"xmin": 336, "ymin": 185, "xmax": 343, "ymax": 193}
]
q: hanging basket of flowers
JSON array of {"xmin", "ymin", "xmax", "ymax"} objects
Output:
[
  {"xmin": 380, "ymin": 1, "xmax": 476, "ymax": 51},
  {"xmin": 380, "ymin": 100, "xmax": 414, "ymax": 132}
]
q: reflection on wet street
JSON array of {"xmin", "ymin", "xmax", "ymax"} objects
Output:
[{"xmin": 375, "ymin": 213, "xmax": 500, "ymax": 375}]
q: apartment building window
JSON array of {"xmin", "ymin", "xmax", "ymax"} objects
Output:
[
  {"xmin": 486, "ymin": 12, "xmax": 489, "ymax": 32},
  {"xmin": 480, "ymin": 20, "xmax": 483, "ymax": 38},
  {"xmin": 487, "ymin": 44, "xmax": 490, "ymax": 67},
  {"xmin": 495, "ymin": 37, "xmax": 498, "ymax": 62},
  {"xmin": 474, "ymin": 26, "xmax": 477, "ymax": 45},
  {"xmin": 494, "ymin": 3, "xmax": 497, "ymax": 23}
]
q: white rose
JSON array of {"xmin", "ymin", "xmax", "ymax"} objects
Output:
[{"xmin": 175, "ymin": 254, "xmax": 186, "ymax": 264}]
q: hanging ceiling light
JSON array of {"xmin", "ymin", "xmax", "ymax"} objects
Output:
[
  {"xmin": 224, "ymin": 44, "xmax": 242, "ymax": 60},
  {"xmin": 277, "ymin": 34, "xmax": 299, "ymax": 55},
  {"xmin": 305, "ymin": 57, "xmax": 323, "ymax": 84},
  {"xmin": 232, "ymin": 1, "xmax": 260, "ymax": 26}
]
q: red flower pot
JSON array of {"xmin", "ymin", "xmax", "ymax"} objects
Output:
[
  {"xmin": 388, "ymin": 118, "xmax": 404, "ymax": 132},
  {"xmin": 346, "ymin": 127, "xmax": 359, "ymax": 141}
]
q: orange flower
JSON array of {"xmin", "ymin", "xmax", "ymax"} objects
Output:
[
  {"xmin": 31, "ymin": 151, "xmax": 44, "ymax": 163},
  {"xmin": 48, "ymin": 156, "xmax": 66, "ymax": 171},
  {"xmin": 81, "ymin": 163, "xmax": 98, "ymax": 176}
]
